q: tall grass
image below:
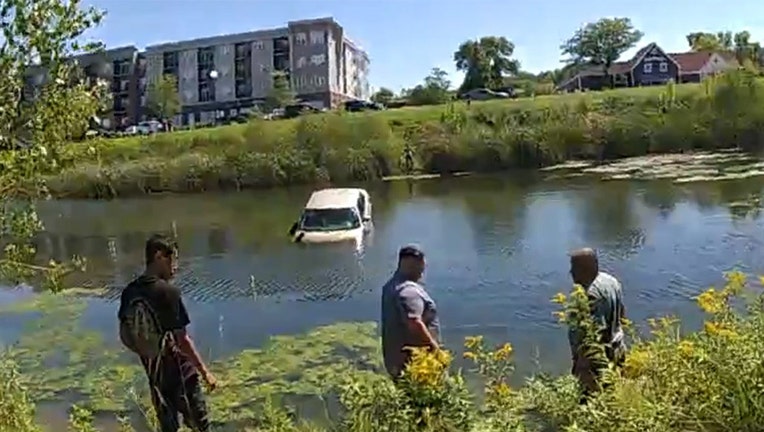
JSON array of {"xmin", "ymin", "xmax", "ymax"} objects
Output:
[{"xmin": 50, "ymin": 72, "xmax": 764, "ymax": 199}]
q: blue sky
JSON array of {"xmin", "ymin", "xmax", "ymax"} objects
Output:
[{"xmin": 84, "ymin": 0, "xmax": 763, "ymax": 93}]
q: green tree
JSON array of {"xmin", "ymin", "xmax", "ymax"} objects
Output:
[
  {"xmin": 686, "ymin": 32, "xmax": 732, "ymax": 51},
  {"xmin": 1, "ymin": 0, "xmax": 104, "ymax": 428},
  {"xmin": 561, "ymin": 17, "xmax": 643, "ymax": 87},
  {"xmin": 687, "ymin": 30, "xmax": 762, "ymax": 68},
  {"xmin": 371, "ymin": 87, "xmax": 395, "ymax": 105},
  {"xmin": 404, "ymin": 67, "xmax": 452, "ymax": 106},
  {"xmin": 264, "ymin": 71, "xmax": 295, "ymax": 111},
  {"xmin": 146, "ymin": 73, "xmax": 180, "ymax": 121},
  {"xmin": 454, "ymin": 36, "xmax": 519, "ymax": 92}
]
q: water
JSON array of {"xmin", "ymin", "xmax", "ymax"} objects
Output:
[{"xmin": 4, "ymin": 172, "xmax": 764, "ymax": 429}]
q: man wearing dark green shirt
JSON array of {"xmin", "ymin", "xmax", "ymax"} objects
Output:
[{"xmin": 568, "ymin": 248, "xmax": 626, "ymax": 397}]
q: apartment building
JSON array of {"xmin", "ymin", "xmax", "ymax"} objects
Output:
[
  {"xmin": 143, "ymin": 17, "xmax": 370, "ymax": 126},
  {"xmin": 23, "ymin": 46, "xmax": 143, "ymax": 128}
]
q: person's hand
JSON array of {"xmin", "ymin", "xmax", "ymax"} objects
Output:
[{"xmin": 202, "ymin": 371, "xmax": 217, "ymax": 391}]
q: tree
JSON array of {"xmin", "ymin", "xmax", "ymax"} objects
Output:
[
  {"xmin": 454, "ymin": 36, "xmax": 519, "ymax": 92},
  {"xmin": 687, "ymin": 30, "xmax": 763, "ymax": 67},
  {"xmin": 686, "ymin": 32, "xmax": 732, "ymax": 51},
  {"xmin": 403, "ymin": 68, "xmax": 452, "ymax": 106},
  {"xmin": 146, "ymin": 73, "xmax": 180, "ymax": 121},
  {"xmin": 371, "ymin": 87, "xmax": 395, "ymax": 105},
  {"xmin": 264, "ymin": 71, "xmax": 295, "ymax": 111},
  {"xmin": 561, "ymin": 18, "xmax": 643, "ymax": 86},
  {"xmin": 1, "ymin": 0, "xmax": 104, "ymax": 427}
]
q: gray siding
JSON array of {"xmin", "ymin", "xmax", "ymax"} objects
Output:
[
  {"xmin": 632, "ymin": 46, "xmax": 678, "ymax": 85},
  {"xmin": 289, "ymin": 22, "xmax": 332, "ymax": 98},
  {"xmin": 178, "ymin": 49, "xmax": 198, "ymax": 105},
  {"xmin": 252, "ymin": 40, "xmax": 273, "ymax": 99},
  {"xmin": 214, "ymin": 44, "xmax": 235, "ymax": 102}
]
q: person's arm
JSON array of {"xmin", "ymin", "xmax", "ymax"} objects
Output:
[
  {"xmin": 399, "ymin": 286, "xmax": 439, "ymax": 350},
  {"xmin": 163, "ymin": 286, "xmax": 213, "ymax": 381}
]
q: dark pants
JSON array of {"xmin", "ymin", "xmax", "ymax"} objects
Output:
[
  {"xmin": 572, "ymin": 342, "xmax": 626, "ymax": 400},
  {"xmin": 144, "ymin": 356, "xmax": 210, "ymax": 432}
]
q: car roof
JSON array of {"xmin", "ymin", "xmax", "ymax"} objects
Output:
[{"xmin": 305, "ymin": 188, "xmax": 367, "ymax": 210}]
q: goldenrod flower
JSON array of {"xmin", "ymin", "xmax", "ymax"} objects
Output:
[
  {"xmin": 492, "ymin": 343, "xmax": 513, "ymax": 361},
  {"xmin": 464, "ymin": 335, "xmax": 483, "ymax": 350},
  {"xmin": 551, "ymin": 292, "xmax": 567, "ymax": 304},
  {"xmin": 678, "ymin": 340, "xmax": 695, "ymax": 357},
  {"xmin": 623, "ymin": 348, "xmax": 650, "ymax": 378},
  {"xmin": 696, "ymin": 289, "xmax": 724, "ymax": 314},
  {"xmin": 704, "ymin": 320, "xmax": 739, "ymax": 339}
]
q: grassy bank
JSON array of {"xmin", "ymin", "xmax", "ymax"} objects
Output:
[
  {"xmin": 2, "ymin": 271, "xmax": 764, "ymax": 431},
  {"xmin": 49, "ymin": 72, "xmax": 764, "ymax": 199}
]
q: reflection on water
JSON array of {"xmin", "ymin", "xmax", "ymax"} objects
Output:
[{"xmin": 11, "ymin": 173, "xmax": 764, "ymax": 381}]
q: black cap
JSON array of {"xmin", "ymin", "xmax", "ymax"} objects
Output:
[{"xmin": 398, "ymin": 244, "xmax": 425, "ymax": 259}]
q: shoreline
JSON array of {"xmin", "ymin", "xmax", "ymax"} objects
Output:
[{"xmin": 46, "ymin": 74, "xmax": 764, "ymax": 200}]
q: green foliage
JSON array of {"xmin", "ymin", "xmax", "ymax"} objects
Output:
[
  {"xmin": 404, "ymin": 68, "xmax": 453, "ymax": 106},
  {"xmin": 146, "ymin": 73, "xmax": 180, "ymax": 121},
  {"xmin": 40, "ymin": 72, "xmax": 764, "ymax": 198},
  {"xmin": 561, "ymin": 17, "xmax": 644, "ymax": 75},
  {"xmin": 371, "ymin": 87, "xmax": 395, "ymax": 105},
  {"xmin": 687, "ymin": 30, "xmax": 763, "ymax": 67},
  {"xmin": 264, "ymin": 71, "xmax": 296, "ymax": 111},
  {"xmin": 454, "ymin": 36, "xmax": 520, "ymax": 91}
]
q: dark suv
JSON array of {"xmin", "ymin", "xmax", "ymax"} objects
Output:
[{"xmin": 344, "ymin": 100, "xmax": 384, "ymax": 112}]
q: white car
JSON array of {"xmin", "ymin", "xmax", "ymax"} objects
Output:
[{"xmin": 289, "ymin": 188, "xmax": 373, "ymax": 244}]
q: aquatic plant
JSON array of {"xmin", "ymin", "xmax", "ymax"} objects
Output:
[{"xmin": 6, "ymin": 270, "xmax": 764, "ymax": 432}]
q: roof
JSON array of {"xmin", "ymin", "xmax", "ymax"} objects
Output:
[
  {"xmin": 668, "ymin": 52, "xmax": 713, "ymax": 72},
  {"xmin": 558, "ymin": 42, "xmax": 735, "ymax": 89},
  {"xmin": 305, "ymin": 188, "xmax": 366, "ymax": 210}
]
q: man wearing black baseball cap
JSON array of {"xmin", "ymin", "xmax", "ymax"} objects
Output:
[{"xmin": 380, "ymin": 244, "xmax": 441, "ymax": 379}]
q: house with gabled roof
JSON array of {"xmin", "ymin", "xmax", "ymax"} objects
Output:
[{"xmin": 556, "ymin": 42, "xmax": 739, "ymax": 92}]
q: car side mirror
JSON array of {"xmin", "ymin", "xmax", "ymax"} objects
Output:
[{"xmin": 288, "ymin": 222, "xmax": 298, "ymax": 236}]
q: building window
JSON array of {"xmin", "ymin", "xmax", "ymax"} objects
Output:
[
  {"xmin": 659, "ymin": 62, "xmax": 668, "ymax": 72},
  {"xmin": 199, "ymin": 81, "xmax": 215, "ymax": 102},
  {"xmin": 162, "ymin": 51, "xmax": 179, "ymax": 74},
  {"xmin": 643, "ymin": 63, "xmax": 653, "ymax": 73},
  {"xmin": 253, "ymin": 41, "xmax": 265, "ymax": 50},
  {"xmin": 296, "ymin": 56, "xmax": 307, "ymax": 68},
  {"xmin": 311, "ymin": 54, "xmax": 326, "ymax": 65},
  {"xmin": 310, "ymin": 30, "xmax": 325, "ymax": 45},
  {"xmin": 295, "ymin": 33, "xmax": 307, "ymax": 45}
]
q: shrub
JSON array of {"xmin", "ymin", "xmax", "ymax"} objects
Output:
[
  {"xmin": 47, "ymin": 73, "xmax": 764, "ymax": 198},
  {"xmin": 6, "ymin": 271, "xmax": 764, "ymax": 431}
]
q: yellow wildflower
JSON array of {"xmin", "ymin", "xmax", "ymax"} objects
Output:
[
  {"xmin": 464, "ymin": 335, "xmax": 483, "ymax": 350},
  {"xmin": 623, "ymin": 348, "xmax": 650, "ymax": 378},
  {"xmin": 724, "ymin": 271, "xmax": 746, "ymax": 296},
  {"xmin": 463, "ymin": 351, "xmax": 477, "ymax": 361},
  {"xmin": 696, "ymin": 289, "xmax": 724, "ymax": 314},
  {"xmin": 406, "ymin": 348, "xmax": 448, "ymax": 387},
  {"xmin": 552, "ymin": 311, "xmax": 567, "ymax": 323},
  {"xmin": 704, "ymin": 320, "xmax": 739, "ymax": 339},
  {"xmin": 551, "ymin": 292, "xmax": 567, "ymax": 304},
  {"xmin": 492, "ymin": 343, "xmax": 513, "ymax": 362},
  {"xmin": 678, "ymin": 340, "xmax": 695, "ymax": 357},
  {"xmin": 489, "ymin": 381, "xmax": 512, "ymax": 400}
]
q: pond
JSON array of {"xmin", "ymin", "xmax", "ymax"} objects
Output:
[{"xmin": 3, "ymin": 151, "xmax": 764, "ymax": 430}]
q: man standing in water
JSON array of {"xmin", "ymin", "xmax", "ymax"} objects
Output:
[
  {"xmin": 118, "ymin": 234, "xmax": 217, "ymax": 432},
  {"xmin": 381, "ymin": 244, "xmax": 441, "ymax": 380},
  {"xmin": 568, "ymin": 248, "xmax": 627, "ymax": 399}
]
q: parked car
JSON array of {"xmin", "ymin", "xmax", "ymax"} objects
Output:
[
  {"xmin": 459, "ymin": 88, "xmax": 512, "ymax": 101},
  {"xmin": 283, "ymin": 103, "xmax": 321, "ymax": 119},
  {"xmin": 344, "ymin": 100, "xmax": 384, "ymax": 112}
]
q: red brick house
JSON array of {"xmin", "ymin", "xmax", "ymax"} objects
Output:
[{"xmin": 557, "ymin": 42, "xmax": 739, "ymax": 92}]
